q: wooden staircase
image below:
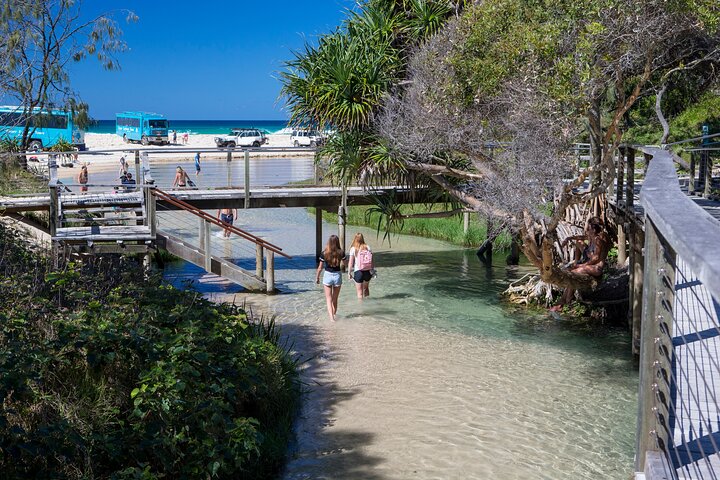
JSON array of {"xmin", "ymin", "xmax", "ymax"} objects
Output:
[{"xmin": 46, "ymin": 182, "xmax": 289, "ymax": 292}]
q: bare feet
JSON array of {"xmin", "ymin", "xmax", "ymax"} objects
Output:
[{"xmin": 549, "ymin": 305, "xmax": 564, "ymax": 312}]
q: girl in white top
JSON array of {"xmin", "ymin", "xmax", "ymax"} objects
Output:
[{"xmin": 347, "ymin": 232, "xmax": 373, "ymax": 299}]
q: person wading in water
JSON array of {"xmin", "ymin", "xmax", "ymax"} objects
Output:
[{"xmin": 315, "ymin": 235, "xmax": 346, "ymax": 321}]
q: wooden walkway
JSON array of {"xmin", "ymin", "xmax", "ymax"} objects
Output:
[
  {"xmin": 670, "ymin": 257, "xmax": 720, "ymax": 479},
  {"xmin": 0, "ymin": 185, "xmax": 428, "ymax": 213}
]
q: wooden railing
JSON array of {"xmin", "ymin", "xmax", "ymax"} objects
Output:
[{"xmin": 634, "ymin": 147, "xmax": 720, "ymax": 479}]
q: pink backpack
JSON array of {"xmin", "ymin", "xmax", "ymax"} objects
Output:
[{"xmin": 357, "ymin": 248, "xmax": 373, "ymax": 271}]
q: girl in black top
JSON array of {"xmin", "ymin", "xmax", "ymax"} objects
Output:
[{"xmin": 315, "ymin": 235, "xmax": 346, "ymax": 321}]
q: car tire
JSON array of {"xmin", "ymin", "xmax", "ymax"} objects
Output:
[
  {"xmin": 252, "ymin": 141, "xmax": 260, "ymax": 147},
  {"xmin": 141, "ymin": 136, "xmax": 148, "ymax": 146},
  {"xmin": 310, "ymin": 140, "xmax": 317, "ymax": 147},
  {"xmin": 123, "ymin": 134, "xmax": 128, "ymax": 143},
  {"xmin": 293, "ymin": 140, "xmax": 299, "ymax": 147},
  {"xmin": 227, "ymin": 142, "xmax": 236, "ymax": 148},
  {"xmin": 28, "ymin": 140, "xmax": 42, "ymax": 151}
]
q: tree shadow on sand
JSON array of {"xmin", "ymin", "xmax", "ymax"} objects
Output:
[{"xmin": 277, "ymin": 322, "xmax": 388, "ymax": 479}]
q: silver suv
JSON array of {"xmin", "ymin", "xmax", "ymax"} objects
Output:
[
  {"xmin": 214, "ymin": 128, "xmax": 267, "ymax": 148},
  {"xmin": 291, "ymin": 129, "xmax": 324, "ymax": 147}
]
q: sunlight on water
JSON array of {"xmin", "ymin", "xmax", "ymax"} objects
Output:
[{"xmin": 162, "ymin": 205, "xmax": 638, "ymax": 480}]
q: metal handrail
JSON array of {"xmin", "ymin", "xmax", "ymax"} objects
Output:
[{"xmin": 151, "ymin": 187, "xmax": 290, "ymax": 258}]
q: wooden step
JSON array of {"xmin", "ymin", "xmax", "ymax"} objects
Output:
[
  {"xmin": 68, "ymin": 206, "xmax": 144, "ymax": 214},
  {"xmin": 53, "ymin": 225, "xmax": 153, "ymax": 242},
  {"xmin": 62, "ymin": 215, "xmax": 146, "ymax": 224}
]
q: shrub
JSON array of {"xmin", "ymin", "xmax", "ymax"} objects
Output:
[{"xmin": 0, "ymin": 223, "xmax": 299, "ymax": 479}]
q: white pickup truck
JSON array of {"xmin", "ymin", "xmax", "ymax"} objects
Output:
[
  {"xmin": 214, "ymin": 128, "xmax": 267, "ymax": 148},
  {"xmin": 291, "ymin": 129, "xmax": 324, "ymax": 147}
]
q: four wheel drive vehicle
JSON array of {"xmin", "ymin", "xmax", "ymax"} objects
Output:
[
  {"xmin": 214, "ymin": 128, "xmax": 267, "ymax": 148},
  {"xmin": 291, "ymin": 129, "xmax": 324, "ymax": 147}
]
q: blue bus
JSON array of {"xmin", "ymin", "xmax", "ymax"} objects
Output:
[
  {"xmin": 0, "ymin": 105, "xmax": 86, "ymax": 151},
  {"xmin": 116, "ymin": 111, "xmax": 169, "ymax": 145}
]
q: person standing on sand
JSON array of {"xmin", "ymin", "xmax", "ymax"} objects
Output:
[
  {"xmin": 315, "ymin": 235, "xmax": 346, "ymax": 321},
  {"xmin": 347, "ymin": 232, "xmax": 374, "ymax": 299},
  {"xmin": 182, "ymin": 132, "xmax": 189, "ymax": 144},
  {"xmin": 217, "ymin": 207, "xmax": 237, "ymax": 238},
  {"xmin": 172, "ymin": 166, "xmax": 190, "ymax": 188},
  {"xmin": 119, "ymin": 156, "xmax": 128, "ymax": 178},
  {"xmin": 173, "ymin": 130, "xmax": 177, "ymax": 144},
  {"xmin": 194, "ymin": 152, "xmax": 201, "ymax": 175},
  {"xmin": 77, "ymin": 164, "xmax": 89, "ymax": 193}
]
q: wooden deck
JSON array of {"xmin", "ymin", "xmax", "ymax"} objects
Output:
[{"xmin": 53, "ymin": 225, "xmax": 153, "ymax": 242}]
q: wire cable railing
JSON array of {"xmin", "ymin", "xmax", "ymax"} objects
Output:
[{"xmin": 635, "ymin": 146, "xmax": 720, "ymax": 480}]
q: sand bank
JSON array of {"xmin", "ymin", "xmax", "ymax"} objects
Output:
[{"xmin": 37, "ymin": 132, "xmax": 313, "ymax": 177}]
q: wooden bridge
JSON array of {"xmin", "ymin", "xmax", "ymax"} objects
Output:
[{"xmin": 0, "ymin": 148, "xmax": 432, "ymax": 293}]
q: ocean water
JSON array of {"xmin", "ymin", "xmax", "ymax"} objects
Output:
[{"xmin": 87, "ymin": 119, "xmax": 289, "ymax": 135}]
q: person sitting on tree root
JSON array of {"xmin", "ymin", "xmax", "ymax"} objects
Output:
[{"xmin": 549, "ymin": 216, "xmax": 610, "ymax": 312}]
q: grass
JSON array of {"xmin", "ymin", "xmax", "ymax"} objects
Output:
[
  {"xmin": 315, "ymin": 204, "xmax": 510, "ymax": 247},
  {"xmin": 0, "ymin": 157, "xmax": 47, "ymax": 195}
]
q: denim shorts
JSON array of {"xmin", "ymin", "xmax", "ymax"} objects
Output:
[{"xmin": 323, "ymin": 270, "xmax": 342, "ymax": 287}]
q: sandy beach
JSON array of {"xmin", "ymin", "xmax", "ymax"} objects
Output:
[{"xmin": 30, "ymin": 132, "xmax": 311, "ymax": 177}]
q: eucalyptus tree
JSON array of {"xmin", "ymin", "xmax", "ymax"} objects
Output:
[
  {"xmin": 376, "ymin": 0, "xmax": 720, "ymax": 290},
  {"xmin": 0, "ymin": 0, "xmax": 136, "ymax": 150}
]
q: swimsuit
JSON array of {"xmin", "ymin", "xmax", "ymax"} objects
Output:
[{"xmin": 220, "ymin": 213, "xmax": 234, "ymax": 224}]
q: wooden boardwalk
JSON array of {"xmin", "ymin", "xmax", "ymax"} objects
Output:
[
  {"xmin": 670, "ymin": 257, "xmax": 720, "ymax": 479},
  {"xmin": 0, "ymin": 185, "xmax": 428, "ymax": 213}
]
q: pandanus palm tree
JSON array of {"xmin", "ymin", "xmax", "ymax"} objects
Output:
[{"xmin": 280, "ymin": 0, "xmax": 457, "ymax": 188}]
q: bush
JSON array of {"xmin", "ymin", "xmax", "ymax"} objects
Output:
[{"xmin": 0, "ymin": 224, "xmax": 299, "ymax": 479}]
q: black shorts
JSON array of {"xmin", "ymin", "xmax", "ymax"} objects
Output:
[
  {"xmin": 353, "ymin": 270, "xmax": 372, "ymax": 283},
  {"xmin": 220, "ymin": 214, "xmax": 234, "ymax": 225}
]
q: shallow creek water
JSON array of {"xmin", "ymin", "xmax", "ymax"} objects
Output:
[
  {"xmin": 160, "ymin": 205, "xmax": 638, "ymax": 480},
  {"xmin": 56, "ymin": 156, "xmax": 638, "ymax": 478}
]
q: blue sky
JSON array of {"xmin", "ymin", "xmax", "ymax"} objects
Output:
[{"xmin": 69, "ymin": 1, "xmax": 355, "ymax": 120}]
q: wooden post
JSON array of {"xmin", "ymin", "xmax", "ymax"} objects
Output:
[
  {"xmin": 617, "ymin": 223, "xmax": 626, "ymax": 266},
  {"xmin": 49, "ymin": 185, "xmax": 58, "ymax": 237},
  {"xmin": 689, "ymin": 152, "xmax": 696, "ymax": 196},
  {"xmin": 703, "ymin": 153, "xmax": 712, "ymax": 198},
  {"xmin": 630, "ymin": 224, "xmax": 644, "ymax": 356},
  {"xmin": 626, "ymin": 148, "xmax": 635, "ymax": 212},
  {"xmin": 315, "ymin": 207, "xmax": 323, "ymax": 262},
  {"xmin": 463, "ymin": 212, "xmax": 470, "ymax": 234},
  {"xmin": 244, "ymin": 150, "xmax": 250, "ymax": 208},
  {"xmin": 143, "ymin": 253, "xmax": 153, "ymax": 274},
  {"xmin": 48, "ymin": 157, "xmax": 59, "ymax": 239},
  {"xmin": 256, "ymin": 243, "xmax": 264, "ymax": 279},
  {"xmin": 616, "ymin": 147, "xmax": 624, "ymax": 205},
  {"xmin": 198, "ymin": 216, "xmax": 206, "ymax": 252},
  {"xmin": 635, "ymin": 220, "xmax": 660, "ymax": 473},
  {"xmin": 339, "ymin": 185, "xmax": 347, "ymax": 253},
  {"xmin": 203, "ymin": 219, "xmax": 211, "ymax": 272},
  {"xmin": 698, "ymin": 149, "xmax": 708, "ymax": 192},
  {"xmin": 134, "ymin": 150, "xmax": 141, "ymax": 183},
  {"xmin": 227, "ymin": 150, "xmax": 232, "ymax": 187},
  {"xmin": 146, "ymin": 187, "xmax": 157, "ymax": 238},
  {"xmin": 265, "ymin": 250, "xmax": 275, "ymax": 293}
]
